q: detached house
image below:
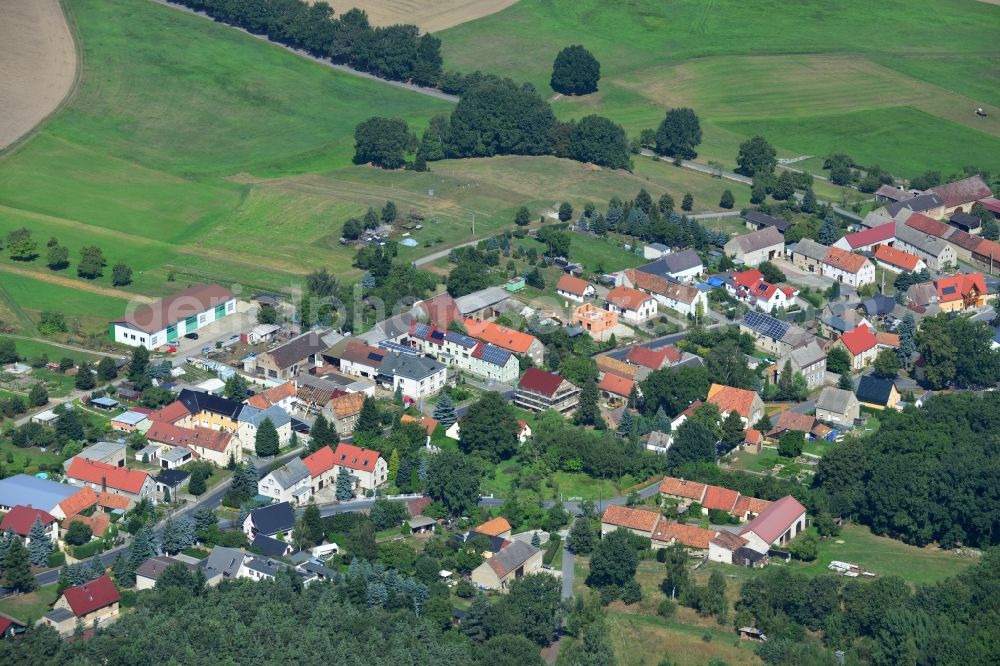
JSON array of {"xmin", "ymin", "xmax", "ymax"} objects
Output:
[
  {"xmin": 605, "ymin": 285, "xmax": 657, "ymax": 324},
  {"xmin": 725, "ymin": 269, "xmax": 798, "ymax": 313},
  {"xmin": 572, "ymin": 303, "xmax": 618, "ymax": 341},
  {"xmin": 736, "ymin": 496, "xmax": 807, "ymax": 553},
  {"xmin": 237, "ymin": 405, "xmax": 293, "ymax": 453},
  {"xmin": 874, "ymin": 245, "xmax": 925, "ymax": 274},
  {"xmin": 556, "ymin": 275, "xmax": 596, "ymax": 303},
  {"xmin": 637, "ymin": 249, "xmax": 704, "ymax": 284},
  {"xmin": 470, "ymin": 539, "xmax": 543, "ymax": 592},
  {"xmin": 775, "ymin": 340, "xmax": 826, "ymax": 390},
  {"xmin": 936, "ymin": 272, "xmax": 988, "ymax": 312},
  {"xmin": 252, "ymin": 330, "xmax": 330, "ymax": 382},
  {"xmin": 41, "ymin": 575, "xmax": 121, "ymax": 636},
  {"xmin": 707, "ymin": 383, "xmax": 765, "ymax": 428},
  {"xmin": 302, "ymin": 445, "xmax": 338, "ymax": 494},
  {"xmin": 332, "ymin": 442, "xmax": 388, "ymax": 494},
  {"xmin": 723, "ymin": 227, "xmax": 784, "ymax": 267},
  {"xmin": 0, "ymin": 506, "xmax": 59, "ymax": 545},
  {"xmin": 243, "ymin": 502, "xmax": 296, "ymax": 541},
  {"xmin": 855, "ymin": 375, "xmax": 901, "ymax": 411},
  {"xmin": 740, "ymin": 311, "xmax": 814, "ymax": 358},
  {"xmin": 835, "ymin": 325, "xmax": 878, "ymax": 370},
  {"xmin": 515, "ymin": 368, "xmax": 580, "ymax": 414},
  {"xmin": 815, "ymin": 386, "xmax": 860, "ymax": 425},
  {"xmin": 378, "ymin": 352, "xmax": 447, "ymax": 399},
  {"xmin": 257, "ymin": 457, "xmax": 312, "ymax": 505}
]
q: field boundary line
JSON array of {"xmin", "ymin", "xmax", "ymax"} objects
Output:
[{"xmin": 0, "ymin": 263, "xmax": 154, "ymax": 304}]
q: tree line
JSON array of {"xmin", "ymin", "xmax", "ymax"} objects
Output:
[
  {"xmin": 2, "ymin": 228, "xmax": 131, "ymax": 285},
  {"xmin": 178, "ymin": 0, "xmax": 442, "ymax": 86}
]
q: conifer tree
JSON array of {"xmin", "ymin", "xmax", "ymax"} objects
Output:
[
  {"xmin": 27, "ymin": 516, "xmax": 53, "ymax": 566},
  {"xmin": 336, "ymin": 467, "xmax": 356, "ymax": 501},
  {"xmin": 310, "ymin": 413, "xmax": 334, "ymax": 451},
  {"xmin": 432, "ymin": 393, "xmax": 457, "ymax": 428},
  {"xmin": 4, "ymin": 537, "xmax": 36, "ymax": 592},
  {"xmin": 354, "ymin": 396, "xmax": 381, "ymax": 436}
]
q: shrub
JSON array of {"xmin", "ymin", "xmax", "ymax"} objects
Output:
[
  {"xmin": 657, "ymin": 598, "xmax": 677, "ymax": 618},
  {"xmin": 72, "ymin": 540, "xmax": 104, "ymax": 559},
  {"xmin": 48, "ymin": 551, "xmax": 67, "ymax": 568},
  {"xmin": 621, "ymin": 580, "xmax": 642, "ymax": 605}
]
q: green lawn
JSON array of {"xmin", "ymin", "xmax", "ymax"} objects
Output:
[
  {"xmin": 784, "ymin": 524, "xmax": 973, "ymax": 586},
  {"xmin": 0, "ymin": 584, "xmax": 59, "ymax": 625},
  {"xmin": 1, "ymin": 338, "xmax": 102, "ymax": 364},
  {"xmin": 441, "ymin": 0, "xmax": 1000, "ymax": 178}
]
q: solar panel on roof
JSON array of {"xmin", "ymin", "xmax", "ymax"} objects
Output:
[
  {"xmin": 445, "ymin": 332, "xmax": 476, "ymax": 347},
  {"xmin": 942, "ymin": 286, "xmax": 956, "ymax": 295},
  {"xmin": 477, "ymin": 344, "xmax": 512, "ymax": 366},
  {"xmin": 742, "ymin": 310, "xmax": 789, "ymax": 339},
  {"xmin": 378, "ymin": 341, "xmax": 419, "ymax": 356}
]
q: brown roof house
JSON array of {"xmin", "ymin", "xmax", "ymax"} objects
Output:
[
  {"xmin": 40, "ymin": 575, "xmax": 120, "ymax": 636},
  {"xmin": 723, "ymin": 227, "xmax": 784, "ymax": 267},
  {"xmin": 514, "ymin": 369, "xmax": 580, "ymax": 414},
  {"xmin": 252, "ymin": 330, "xmax": 331, "ymax": 382},
  {"xmin": 110, "ymin": 283, "xmax": 236, "ymax": 350},
  {"xmin": 928, "ymin": 175, "xmax": 993, "ymax": 216}
]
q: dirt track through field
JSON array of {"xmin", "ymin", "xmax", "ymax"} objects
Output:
[
  {"xmin": 311, "ymin": 0, "xmax": 519, "ymax": 32},
  {"xmin": 0, "ymin": 0, "xmax": 78, "ymax": 151},
  {"xmin": 0, "ymin": 263, "xmax": 155, "ymax": 304}
]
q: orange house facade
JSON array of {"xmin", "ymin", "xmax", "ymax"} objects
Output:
[{"xmin": 572, "ymin": 303, "xmax": 617, "ymax": 341}]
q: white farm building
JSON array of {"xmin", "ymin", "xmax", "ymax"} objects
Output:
[{"xmin": 110, "ymin": 284, "xmax": 236, "ymax": 349}]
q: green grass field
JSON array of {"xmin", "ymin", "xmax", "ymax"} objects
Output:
[
  {"xmin": 440, "ymin": 0, "xmax": 1000, "ymax": 178},
  {"xmin": 0, "ymin": 585, "xmax": 58, "ymax": 625}
]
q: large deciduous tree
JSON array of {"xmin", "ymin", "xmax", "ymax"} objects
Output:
[
  {"xmin": 459, "ymin": 392, "xmax": 520, "ymax": 462},
  {"xmin": 654, "ymin": 108, "xmax": 702, "ymax": 159},
  {"xmin": 426, "ymin": 449, "xmax": 481, "ymax": 516},
  {"xmin": 550, "ymin": 45, "xmax": 601, "ymax": 95},
  {"xmin": 735, "ymin": 135, "xmax": 777, "ymax": 177},
  {"xmin": 568, "ymin": 115, "xmax": 630, "ymax": 170},
  {"xmin": 353, "ymin": 117, "xmax": 416, "ymax": 169}
]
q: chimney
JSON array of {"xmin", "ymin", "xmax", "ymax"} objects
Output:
[{"xmin": 101, "ymin": 476, "xmax": 107, "ymax": 493}]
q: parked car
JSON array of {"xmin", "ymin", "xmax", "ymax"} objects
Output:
[
  {"xmin": 200, "ymin": 346, "xmax": 213, "ymax": 355},
  {"xmin": 184, "ymin": 332, "xmax": 199, "ymax": 340}
]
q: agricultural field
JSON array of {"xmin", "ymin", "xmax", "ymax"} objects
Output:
[{"xmin": 440, "ymin": 0, "xmax": 1000, "ymax": 178}]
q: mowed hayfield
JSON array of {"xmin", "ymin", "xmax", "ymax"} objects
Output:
[
  {"xmin": 440, "ymin": 0, "xmax": 1000, "ymax": 178},
  {"xmin": 0, "ymin": 0, "xmax": 761, "ymax": 338}
]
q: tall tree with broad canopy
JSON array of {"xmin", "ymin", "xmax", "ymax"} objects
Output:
[
  {"xmin": 353, "ymin": 117, "xmax": 416, "ymax": 169},
  {"xmin": 666, "ymin": 420, "xmax": 717, "ymax": 472},
  {"xmin": 569, "ymin": 115, "xmax": 630, "ymax": 170},
  {"xmin": 586, "ymin": 528, "xmax": 640, "ymax": 589},
  {"xmin": 426, "ymin": 449, "xmax": 481, "ymax": 516},
  {"xmin": 550, "ymin": 45, "xmax": 601, "ymax": 95},
  {"xmin": 444, "ymin": 80, "xmax": 555, "ymax": 158},
  {"xmin": 459, "ymin": 392, "xmax": 520, "ymax": 462},
  {"xmin": 736, "ymin": 135, "xmax": 777, "ymax": 177},
  {"xmin": 654, "ymin": 108, "xmax": 702, "ymax": 159}
]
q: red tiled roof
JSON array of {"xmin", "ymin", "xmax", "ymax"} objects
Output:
[
  {"xmin": 518, "ymin": 368, "xmax": 567, "ymax": 397},
  {"xmin": 339, "ymin": 340, "xmax": 386, "ymax": 367},
  {"xmin": 401, "ymin": 413, "xmax": 438, "ymax": 435},
  {"xmin": 0, "ymin": 506, "xmax": 55, "ymax": 537},
  {"xmin": 407, "ymin": 496, "xmax": 432, "ymax": 517},
  {"xmin": 333, "ymin": 442, "xmax": 382, "ymax": 473},
  {"xmin": 936, "ymin": 272, "xmax": 987, "ymax": 304},
  {"xmin": 602, "ymin": 505, "xmax": 660, "ymax": 532},
  {"xmin": 463, "ymin": 318, "xmax": 537, "ymax": 355},
  {"xmin": 875, "ymin": 332, "xmax": 900, "ymax": 348},
  {"xmin": 475, "ymin": 517, "xmax": 512, "ymax": 536},
  {"xmin": 823, "ymin": 246, "xmax": 869, "ymax": 274},
  {"xmin": 66, "ymin": 513, "xmax": 110, "ymax": 538},
  {"xmin": 246, "ymin": 382, "xmax": 296, "ymax": 409},
  {"xmin": 598, "ymin": 373, "xmax": 634, "ymax": 398},
  {"xmin": 597, "ymin": 355, "xmax": 638, "ymax": 379},
  {"xmin": 97, "ymin": 492, "xmax": 131, "ymax": 511},
  {"xmin": 66, "ymin": 459, "xmax": 150, "ymax": 494},
  {"xmin": 839, "ymin": 325, "xmax": 877, "ymax": 356},
  {"xmin": 330, "ymin": 391, "xmax": 365, "ymax": 420},
  {"xmin": 625, "ymin": 269, "xmax": 701, "ymax": 304},
  {"xmin": 302, "ymin": 445, "xmax": 336, "ymax": 477},
  {"xmin": 419, "ymin": 293, "xmax": 461, "ymax": 329},
  {"xmin": 744, "ymin": 429, "xmax": 762, "ymax": 445},
  {"xmin": 62, "ymin": 575, "xmax": 120, "ymax": 617},
  {"xmin": 972, "ymin": 238, "xmax": 1000, "ymax": 262},
  {"xmin": 978, "ymin": 196, "xmax": 1000, "ymax": 214},
  {"xmin": 626, "ymin": 345, "xmax": 669, "ymax": 370},
  {"xmin": 905, "ymin": 213, "xmax": 951, "ymax": 238},
  {"xmin": 731, "ymin": 269, "xmax": 765, "ymax": 290},
  {"xmin": 738, "ymin": 495, "xmax": 807, "ymax": 545},
  {"xmin": 147, "ymin": 401, "xmax": 190, "ymax": 424},
  {"xmin": 841, "ymin": 222, "xmax": 895, "ymax": 249},
  {"xmin": 59, "ymin": 487, "xmax": 98, "ymax": 519},
  {"xmin": 112, "ymin": 284, "xmax": 234, "ymax": 335},
  {"xmin": 0, "ymin": 615, "xmax": 23, "ymax": 634},
  {"xmin": 606, "ymin": 285, "xmax": 653, "ymax": 311},
  {"xmin": 651, "ymin": 518, "xmax": 716, "ymax": 549},
  {"xmin": 707, "ymin": 384, "xmax": 759, "ymax": 419},
  {"xmin": 659, "ymin": 477, "xmax": 707, "ymax": 502},
  {"xmin": 663, "ymin": 345, "xmax": 682, "ymax": 364},
  {"xmin": 732, "ymin": 496, "xmax": 771, "ymax": 518},
  {"xmin": 874, "ymin": 245, "xmax": 921, "ymax": 271},
  {"xmin": 929, "ymin": 175, "xmax": 992, "ymax": 209},
  {"xmin": 557, "ymin": 274, "xmax": 592, "ymax": 297},
  {"xmin": 702, "ymin": 485, "xmax": 741, "ymax": 512},
  {"xmin": 710, "ymin": 530, "xmax": 749, "ymax": 551},
  {"xmin": 146, "ymin": 422, "xmax": 232, "ymax": 453}
]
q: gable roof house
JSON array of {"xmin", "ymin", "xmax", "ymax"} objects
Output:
[
  {"xmin": 145, "ymin": 422, "xmax": 236, "ymax": 468},
  {"xmin": 742, "ymin": 210, "xmax": 793, "ymax": 235},
  {"xmin": 737, "ymin": 495, "xmax": 808, "ymax": 553},
  {"xmin": 414, "ymin": 292, "xmax": 462, "ymax": 329},
  {"xmin": 833, "ymin": 222, "xmax": 896, "ymax": 253},
  {"xmin": 600, "ymin": 505, "xmax": 662, "ymax": 538},
  {"xmin": 41, "ymin": 574, "xmax": 120, "ymax": 636},
  {"xmin": 469, "ymin": 539, "xmax": 543, "ymax": 592},
  {"xmin": 338, "ymin": 340, "xmax": 387, "ymax": 380},
  {"xmin": 785, "ymin": 238, "xmax": 830, "ymax": 273},
  {"xmin": 856, "ymin": 375, "xmax": 901, "ymax": 411},
  {"xmin": 258, "ymin": 457, "xmax": 312, "ymax": 505},
  {"xmin": 135, "ymin": 556, "xmax": 198, "ymax": 591},
  {"xmin": 377, "ymin": 352, "xmax": 447, "ymax": 400},
  {"xmin": 556, "ymin": 275, "xmax": 596, "ymax": 303},
  {"xmin": 463, "ymin": 318, "xmax": 545, "ymax": 366},
  {"xmin": 175, "ymin": 389, "xmax": 244, "ymax": 432},
  {"xmin": 0, "ymin": 506, "xmax": 58, "ymax": 544},
  {"xmin": 835, "ymin": 325, "xmax": 879, "ymax": 370},
  {"xmin": 707, "ymin": 384, "xmax": 765, "ymax": 427},
  {"xmin": 332, "ymin": 442, "xmax": 388, "ymax": 493},
  {"xmin": 725, "ymin": 269, "xmax": 798, "ymax": 313},
  {"xmin": 936, "ymin": 272, "xmax": 989, "ymax": 312},
  {"xmin": 201, "ymin": 546, "xmax": 248, "ymax": 586},
  {"xmin": 515, "ymin": 368, "xmax": 580, "ymax": 414},
  {"xmin": 637, "ymin": 248, "xmax": 705, "ymax": 284},
  {"xmin": 659, "ymin": 477, "xmax": 707, "ymax": 506},
  {"xmin": 929, "ymin": 175, "xmax": 993, "ymax": 216},
  {"xmin": 454, "ymin": 286, "xmax": 510, "ymax": 321},
  {"xmin": 475, "ymin": 517, "xmax": 513, "ymax": 539},
  {"xmin": 822, "ymin": 247, "xmax": 875, "ymax": 287},
  {"xmin": 650, "ymin": 519, "xmax": 717, "ymax": 551},
  {"xmin": 893, "ymin": 221, "xmax": 958, "ymax": 271},
  {"xmin": 252, "ymin": 331, "xmax": 331, "ymax": 382},
  {"xmin": 723, "ymin": 227, "xmax": 784, "ymax": 267},
  {"xmin": 237, "ymin": 404, "xmax": 293, "ymax": 453},
  {"xmin": 65, "ymin": 458, "xmax": 155, "ymax": 507},
  {"xmin": 702, "ymin": 485, "xmax": 741, "ymax": 514},
  {"xmin": 605, "ymin": 286, "xmax": 658, "ymax": 324},
  {"xmin": 243, "ymin": 501, "xmax": 296, "ymax": 540},
  {"xmin": 874, "ymin": 244, "xmax": 925, "ymax": 273},
  {"xmin": 775, "ymin": 339, "xmax": 827, "ymax": 390},
  {"xmin": 625, "ymin": 345, "xmax": 674, "ymax": 372},
  {"xmin": 739, "ymin": 310, "xmax": 814, "ymax": 358},
  {"xmin": 622, "ymin": 268, "xmax": 707, "ymax": 316},
  {"xmin": 874, "ymin": 184, "xmax": 915, "ymax": 204},
  {"xmin": 816, "ymin": 386, "xmax": 860, "ymax": 425}
]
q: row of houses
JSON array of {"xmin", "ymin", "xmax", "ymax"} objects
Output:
[{"xmin": 257, "ymin": 443, "xmax": 388, "ymax": 504}]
